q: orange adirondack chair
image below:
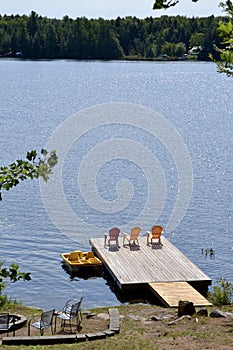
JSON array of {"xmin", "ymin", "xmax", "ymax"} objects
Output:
[
  {"xmin": 147, "ymin": 225, "xmax": 163, "ymax": 245},
  {"xmin": 123, "ymin": 226, "xmax": 141, "ymax": 247}
]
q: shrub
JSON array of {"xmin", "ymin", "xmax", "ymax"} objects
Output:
[
  {"xmin": 208, "ymin": 278, "xmax": 233, "ymax": 306},
  {"xmin": 0, "ymin": 262, "xmax": 31, "ymax": 307}
]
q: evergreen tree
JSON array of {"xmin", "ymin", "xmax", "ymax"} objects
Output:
[{"xmin": 0, "ymin": 12, "xmax": 227, "ymax": 61}]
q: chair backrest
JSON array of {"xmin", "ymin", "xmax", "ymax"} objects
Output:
[
  {"xmin": 130, "ymin": 226, "xmax": 141, "ymax": 239},
  {"xmin": 151, "ymin": 225, "xmax": 163, "ymax": 238},
  {"xmin": 109, "ymin": 227, "xmax": 120, "ymax": 240},
  {"xmin": 69, "ymin": 251, "xmax": 80, "ymax": 261},
  {"xmin": 86, "ymin": 251, "xmax": 94, "ymax": 259},
  {"xmin": 41, "ymin": 309, "xmax": 55, "ymax": 327},
  {"xmin": 74, "ymin": 250, "xmax": 84, "ymax": 258},
  {"xmin": 69, "ymin": 250, "xmax": 83, "ymax": 261},
  {"xmin": 0, "ymin": 313, "xmax": 9, "ymax": 330},
  {"xmin": 63, "ymin": 295, "xmax": 84, "ymax": 316},
  {"xmin": 69, "ymin": 297, "xmax": 83, "ymax": 318}
]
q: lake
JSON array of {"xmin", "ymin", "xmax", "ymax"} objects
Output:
[{"xmin": 0, "ymin": 59, "xmax": 232, "ymax": 311}]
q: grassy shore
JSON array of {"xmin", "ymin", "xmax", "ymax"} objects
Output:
[{"xmin": 1, "ymin": 302, "xmax": 233, "ymax": 349}]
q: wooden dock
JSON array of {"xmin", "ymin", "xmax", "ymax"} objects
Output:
[
  {"xmin": 89, "ymin": 236, "xmax": 212, "ymax": 307},
  {"xmin": 149, "ymin": 282, "xmax": 212, "ymax": 307}
]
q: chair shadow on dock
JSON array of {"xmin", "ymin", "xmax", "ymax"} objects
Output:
[
  {"xmin": 107, "ymin": 245, "xmax": 120, "ymax": 252},
  {"xmin": 150, "ymin": 243, "xmax": 163, "ymax": 250},
  {"xmin": 123, "ymin": 243, "xmax": 141, "ymax": 251}
]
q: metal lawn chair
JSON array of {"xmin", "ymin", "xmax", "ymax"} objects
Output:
[
  {"xmin": 56, "ymin": 296, "xmax": 83, "ymax": 333},
  {"xmin": 0, "ymin": 313, "xmax": 16, "ymax": 336},
  {"xmin": 28, "ymin": 309, "xmax": 55, "ymax": 336}
]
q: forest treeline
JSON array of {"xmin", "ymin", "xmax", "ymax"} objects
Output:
[{"xmin": 0, "ymin": 11, "xmax": 227, "ymax": 60}]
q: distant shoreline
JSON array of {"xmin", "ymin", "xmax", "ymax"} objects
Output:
[{"xmin": 0, "ymin": 55, "xmax": 206, "ymax": 62}]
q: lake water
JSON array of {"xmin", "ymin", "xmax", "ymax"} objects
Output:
[{"xmin": 0, "ymin": 59, "xmax": 232, "ymax": 311}]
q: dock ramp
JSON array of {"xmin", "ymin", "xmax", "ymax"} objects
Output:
[{"xmin": 149, "ymin": 282, "xmax": 212, "ymax": 307}]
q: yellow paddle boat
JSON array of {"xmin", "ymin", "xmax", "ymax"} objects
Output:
[{"xmin": 61, "ymin": 250, "xmax": 102, "ymax": 274}]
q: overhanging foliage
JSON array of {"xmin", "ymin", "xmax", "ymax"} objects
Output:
[
  {"xmin": 153, "ymin": 0, "xmax": 198, "ymax": 10},
  {"xmin": 0, "ymin": 149, "xmax": 58, "ymax": 201},
  {"xmin": 153, "ymin": 0, "xmax": 233, "ymax": 75}
]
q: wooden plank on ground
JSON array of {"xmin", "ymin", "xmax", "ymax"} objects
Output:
[{"xmin": 149, "ymin": 281, "xmax": 212, "ymax": 307}]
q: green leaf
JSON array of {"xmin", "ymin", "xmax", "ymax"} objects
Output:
[
  {"xmin": 41, "ymin": 148, "xmax": 48, "ymax": 156},
  {"xmin": 26, "ymin": 150, "xmax": 37, "ymax": 161},
  {"xmin": 218, "ymin": 20, "xmax": 233, "ymax": 38}
]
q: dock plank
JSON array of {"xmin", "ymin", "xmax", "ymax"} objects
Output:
[
  {"xmin": 90, "ymin": 236, "xmax": 211, "ymax": 287},
  {"xmin": 149, "ymin": 282, "xmax": 212, "ymax": 307}
]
